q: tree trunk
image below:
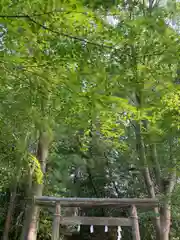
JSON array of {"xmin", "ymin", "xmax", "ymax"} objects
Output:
[
  {"xmin": 21, "ymin": 131, "xmax": 51, "ymax": 240},
  {"xmin": 20, "ymin": 168, "xmax": 34, "ymax": 240},
  {"xmin": 3, "ymin": 184, "xmax": 17, "ymax": 240},
  {"xmin": 136, "ymin": 128, "xmax": 175, "ymax": 240},
  {"xmin": 135, "ymin": 122, "xmax": 161, "ymax": 239},
  {"xmin": 160, "ymin": 204, "xmax": 171, "ymax": 240}
]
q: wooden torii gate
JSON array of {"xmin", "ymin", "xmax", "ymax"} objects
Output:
[{"xmin": 35, "ymin": 196, "xmax": 158, "ymax": 240}]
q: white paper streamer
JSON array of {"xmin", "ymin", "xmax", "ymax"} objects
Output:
[
  {"xmin": 117, "ymin": 226, "xmax": 122, "ymax": 232},
  {"xmin": 77, "ymin": 225, "xmax": 81, "ymax": 232},
  {"xmin": 117, "ymin": 234, "xmax": 122, "ymax": 240},
  {"xmin": 105, "ymin": 225, "xmax": 108, "ymax": 232},
  {"xmin": 117, "ymin": 226, "xmax": 122, "ymax": 240},
  {"xmin": 90, "ymin": 225, "xmax": 94, "ymax": 233}
]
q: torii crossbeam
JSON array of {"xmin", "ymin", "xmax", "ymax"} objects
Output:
[{"xmin": 34, "ymin": 196, "xmax": 158, "ymax": 240}]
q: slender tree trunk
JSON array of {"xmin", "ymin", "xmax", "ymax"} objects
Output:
[
  {"xmin": 150, "ymin": 143, "xmax": 162, "ymax": 189},
  {"xmin": 20, "ymin": 168, "xmax": 34, "ymax": 240},
  {"xmin": 136, "ymin": 127, "xmax": 176, "ymax": 240},
  {"xmin": 160, "ymin": 171, "xmax": 176, "ymax": 240},
  {"xmin": 21, "ymin": 131, "xmax": 51, "ymax": 240},
  {"xmin": 3, "ymin": 184, "xmax": 17, "ymax": 240},
  {"xmin": 160, "ymin": 204, "xmax": 171, "ymax": 240},
  {"xmin": 135, "ymin": 122, "xmax": 161, "ymax": 238}
]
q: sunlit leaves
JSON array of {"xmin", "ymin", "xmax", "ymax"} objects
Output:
[{"xmin": 28, "ymin": 154, "xmax": 43, "ymax": 184}]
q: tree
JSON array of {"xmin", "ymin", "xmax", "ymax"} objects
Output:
[{"xmin": 0, "ymin": 0, "xmax": 180, "ymax": 239}]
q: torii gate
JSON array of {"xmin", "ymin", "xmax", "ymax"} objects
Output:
[{"xmin": 34, "ymin": 196, "xmax": 158, "ymax": 240}]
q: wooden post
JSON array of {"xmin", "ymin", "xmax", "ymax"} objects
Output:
[
  {"xmin": 52, "ymin": 203, "xmax": 61, "ymax": 240},
  {"xmin": 130, "ymin": 205, "xmax": 141, "ymax": 240}
]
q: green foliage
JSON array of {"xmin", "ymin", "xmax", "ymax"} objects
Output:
[
  {"xmin": 28, "ymin": 154, "xmax": 43, "ymax": 184},
  {"xmin": 0, "ymin": 0, "xmax": 180, "ymax": 239}
]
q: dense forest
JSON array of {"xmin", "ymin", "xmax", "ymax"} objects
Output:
[{"xmin": 0, "ymin": 0, "xmax": 180, "ymax": 239}]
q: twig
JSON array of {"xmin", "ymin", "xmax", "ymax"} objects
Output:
[
  {"xmin": 28, "ymin": 16, "xmax": 113, "ymax": 49},
  {"xmin": 0, "ymin": 14, "xmax": 113, "ymax": 49}
]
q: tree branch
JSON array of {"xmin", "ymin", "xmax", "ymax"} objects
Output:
[
  {"xmin": 0, "ymin": 9, "xmax": 94, "ymax": 18},
  {"xmin": 0, "ymin": 14, "xmax": 113, "ymax": 49},
  {"xmin": 150, "ymin": 143, "xmax": 162, "ymax": 191},
  {"xmin": 28, "ymin": 16, "xmax": 113, "ymax": 49},
  {"xmin": 166, "ymin": 137, "xmax": 177, "ymax": 197},
  {"xmin": 166, "ymin": 171, "xmax": 176, "ymax": 196}
]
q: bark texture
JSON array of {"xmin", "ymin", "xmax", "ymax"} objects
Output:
[
  {"xmin": 21, "ymin": 132, "xmax": 51, "ymax": 240},
  {"xmin": 3, "ymin": 184, "xmax": 17, "ymax": 240},
  {"xmin": 135, "ymin": 122, "xmax": 175, "ymax": 240},
  {"xmin": 160, "ymin": 204, "xmax": 171, "ymax": 240}
]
